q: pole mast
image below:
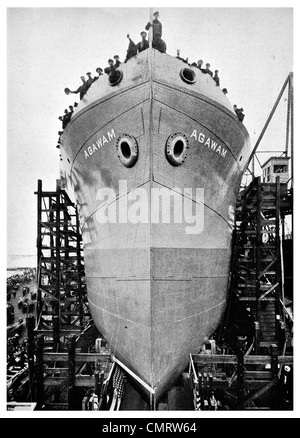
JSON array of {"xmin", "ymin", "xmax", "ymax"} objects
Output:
[
  {"xmin": 148, "ymin": 6, "xmax": 155, "ymax": 403},
  {"xmin": 148, "ymin": 7, "xmax": 153, "ymax": 50}
]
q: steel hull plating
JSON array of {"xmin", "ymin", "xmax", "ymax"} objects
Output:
[{"xmin": 61, "ymin": 49, "xmax": 251, "ymax": 400}]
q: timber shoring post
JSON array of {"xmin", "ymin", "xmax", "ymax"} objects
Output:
[
  {"xmin": 36, "ymin": 180, "xmax": 42, "ymax": 321},
  {"xmin": 68, "ymin": 335, "xmax": 76, "ymax": 409},
  {"xmin": 94, "ymin": 371, "xmax": 101, "ymax": 400},
  {"xmin": 26, "ymin": 315, "xmax": 35, "ymax": 402},
  {"xmin": 76, "ymin": 206, "xmax": 84, "ymax": 329},
  {"xmin": 289, "ymin": 73, "xmax": 294, "ymax": 190},
  {"xmin": 271, "ymin": 344, "xmax": 279, "ymax": 409},
  {"xmin": 236, "ymin": 348, "xmax": 244, "ymax": 408},
  {"xmin": 53, "ymin": 315, "xmax": 60, "ymax": 352},
  {"xmin": 279, "ymin": 321, "xmax": 286, "ymax": 353},
  {"xmin": 63, "ymin": 194, "xmax": 71, "ymax": 326},
  {"xmin": 275, "ymin": 176, "xmax": 282, "ymax": 340},
  {"xmin": 255, "ymin": 177, "xmax": 262, "ymax": 352},
  {"xmin": 149, "ymin": 392, "xmax": 156, "ymax": 411},
  {"xmin": 254, "ymin": 321, "xmax": 260, "ymax": 355},
  {"xmin": 95, "ymin": 368, "xmax": 105, "ymax": 402},
  {"xmin": 50, "ymin": 196, "xmax": 55, "ymax": 303},
  {"xmin": 36, "ymin": 335, "xmax": 44, "ymax": 409},
  {"xmin": 53, "ymin": 181, "xmax": 61, "ymax": 352}
]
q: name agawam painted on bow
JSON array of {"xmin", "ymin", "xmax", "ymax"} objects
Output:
[
  {"xmin": 84, "ymin": 129, "xmax": 116, "ymax": 159},
  {"xmin": 190, "ymin": 130, "xmax": 227, "ymax": 158},
  {"xmin": 83, "ymin": 128, "xmax": 227, "ymax": 159}
]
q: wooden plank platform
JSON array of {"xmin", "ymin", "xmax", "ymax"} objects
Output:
[{"xmin": 191, "ymin": 354, "xmax": 293, "ymax": 365}]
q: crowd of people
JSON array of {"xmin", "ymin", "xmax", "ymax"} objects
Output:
[
  {"xmin": 17, "ymin": 286, "xmax": 36, "ymax": 315},
  {"xmin": 62, "ymin": 11, "xmax": 165, "ymax": 104},
  {"xmin": 175, "ymin": 54, "xmax": 245, "ymax": 122},
  {"xmin": 7, "ymin": 334, "xmax": 27, "ymax": 370},
  {"xmin": 180, "ymin": 56, "xmax": 221, "ymax": 86},
  {"xmin": 65, "ymin": 68, "xmax": 104, "ymax": 101},
  {"xmin": 7, "ymin": 334, "xmax": 28, "ymax": 403},
  {"xmin": 7, "ymin": 268, "xmax": 36, "ymax": 300},
  {"xmin": 56, "ymin": 102, "xmax": 78, "ymax": 148},
  {"xmin": 58, "ymin": 9, "xmax": 244, "ymax": 150}
]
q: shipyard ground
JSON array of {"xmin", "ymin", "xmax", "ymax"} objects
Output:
[{"xmin": 7, "ymin": 276, "xmax": 37, "ymax": 341}]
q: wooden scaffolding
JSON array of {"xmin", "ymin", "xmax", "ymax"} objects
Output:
[
  {"xmin": 189, "ymin": 174, "xmax": 293, "ymax": 411},
  {"xmin": 24, "ymin": 180, "xmax": 116, "ymax": 410},
  {"xmin": 35, "ymin": 179, "xmax": 90, "ymax": 350},
  {"xmin": 232, "ymin": 175, "xmax": 292, "ymax": 353}
]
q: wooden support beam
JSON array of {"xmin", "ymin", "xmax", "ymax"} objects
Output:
[
  {"xmin": 36, "ymin": 180, "xmax": 43, "ymax": 320},
  {"xmin": 44, "ymin": 375, "xmax": 98, "ymax": 388},
  {"xmin": 271, "ymin": 344, "xmax": 279, "ymax": 408},
  {"xmin": 258, "ymin": 257, "xmax": 277, "ymax": 280},
  {"xmin": 254, "ymin": 321, "xmax": 260, "ymax": 354},
  {"xmin": 26, "ymin": 315, "xmax": 35, "ymax": 402},
  {"xmin": 40, "ymin": 266, "xmax": 58, "ymax": 280},
  {"xmin": 35, "ymin": 335, "xmax": 44, "ymax": 408},
  {"xmin": 236, "ymin": 349, "xmax": 244, "ymax": 407},
  {"xmin": 290, "ymin": 73, "xmax": 294, "ymax": 190},
  {"xmin": 241, "ymin": 378, "xmax": 278, "ymax": 408},
  {"xmin": 191, "ymin": 354, "xmax": 293, "ymax": 366},
  {"xmin": 95, "ymin": 370, "xmax": 105, "ymax": 399},
  {"xmin": 275, "ymin": 176, "xmax": 282, "ymax": 334},
  {"xmin": 68, "ymin": 336, "xmax": 76, "ymax": 409},
  {"xmin": 209, "ymin": 380, "xmax": 275, "ymax": 391},
  {"xmin": 256, "ymin": 177, "xmax": 262, "ymax": 322},
  {"xmin": 76, "ymin": 207, "xmax": 84, "ymax": 329},
  {"xmin": 36, "ymin": 328, "xmax": 82, "ymax": 337},
  {"xmin": 45, "ymin": 368, "xmax": 69, "ymax": 374},
  {"xmin": 259, "ymin": 282, "xmax": 279, "ymax": 301},
  {"xmin": 43, "ymin": 352, "xmax": 111, "ymax": 363},
  {"xmin": 52, "ymin": 315, "xmax": 60, "ymax": 352},
  {"xmin": 53, "ymin": 184, "xmax": 61, "ymax": 351}
]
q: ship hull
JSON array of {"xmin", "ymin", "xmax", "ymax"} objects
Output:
[{"xmin": 61, "ymin": 49, "xmax": 251, "ymax": 400}]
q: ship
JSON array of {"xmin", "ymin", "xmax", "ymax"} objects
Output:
[{"xmin": 60, "ymin": 46, "xmax": 251, "ymax": 402}]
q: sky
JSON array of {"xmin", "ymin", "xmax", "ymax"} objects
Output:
[
  {"xmin": 5, "ymin": 4, "xmax": 294, "ymax": 259},
  {"xmin": 1, "ymin": 0, "xmax": 298, "ymax": 419}
]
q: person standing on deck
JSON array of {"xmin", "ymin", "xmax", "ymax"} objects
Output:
[
  {"xmin": 176, "ymin": 49, "xmax": 188, "ymax": 63},
  {"xmin": 113, "ymin": 55, "xmax": 121, "ymax": 69},
  {"xmin": 68, "ymin": 76, "xmax": 88, "ymax": 100},
  {"xmin": 203, "ymin": 63, "xmax": 213, "ymax": 77},
  {"xmin": 136, "ymin": 31, "xmax": 149, "ymax": 53},
  {"xmin": 104, "ymin": 59, "xmax": 115, "ymax": 75},
  {"xmin": 145, "ymin": 11, "xmax": 166, "ymax": 53},
  {"xmin": 233, "ymin": 104, "xmax": 245, "ymax": 122},
  {"xmin": 124, "ymin": 34, "xmax": 138, "ymax": 62},
  {"xmin": 86, "ymin": 72, "xmax": 94, "ymax": 90},
  {"xmin": 93, "ymin": 67, "xmax": 103, "ymax": 82},
  {"xmin": 213, "ymin": 70, "xmax": 220, "ymax": 86},
  {"xmin": 197, "ymin": 59, "xmax": 206, "ymax": 72},
  {"xmin": 62, "ymin": 109, "xmax": 71, "ymax": 129}
]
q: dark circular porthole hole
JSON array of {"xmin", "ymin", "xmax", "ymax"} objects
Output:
[
  {"xmin": 173, "ymin": 140, "xmax": 184, "ymax": 158},
  {"xmin": 180, "ymin": 68, "xmax": 196, "ymax": 84},
  {"xmin": 120, "ymin": 141, "xmax": 131, "ymax": 159},
  {"xmin": 116, "ymin": 134, "xmax": 139, "ymax": 168},
  {"xmin": 109, "ymin": 70, "xmax": 123, "ymax": 86}
]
